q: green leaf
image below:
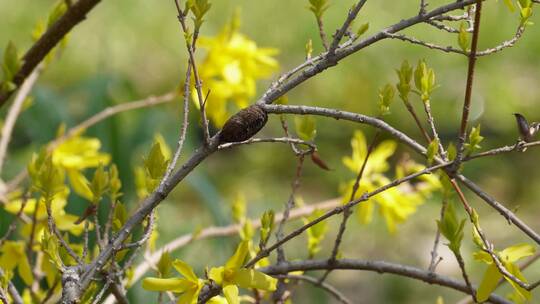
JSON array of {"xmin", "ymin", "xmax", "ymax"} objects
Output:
[
  {"xmin": 500, "ymin": 243, "xmax": 536, "ymax": 263},
  {"xmin": 308, "ymin": 0, "xmax": 330, "ymax": 19},
  {"xmin": 504, "ymin": 0, "xmax": 516, "ymax": 12},
  {"xmin": 90, "ymin": 164, "xmax": 109, "ymax": 203},
  {"xmin": 356, "ymin": 22, "xmax": 369, "ymax": 37},
  {"xmin": 294, "ymin": 116, "xmax": 317, "ymax": 141},
  {"xmin": 437, "ymin": 202, "xmax": 465, "ymax": 253},
  {"xmin": 378, "ymin": 84, "xmax": 395, "ymax": 115},
  {"xmin": 464, "ymin": 125, "xmax": 484, "ymax": 155},
  {"xmin": 47, "ymin": 1, "xmax": 68, "ymax": 28},
  {"xmin": 157, "ymin": 251, "xmax": 172, "ymax": 278},
  {"xmin": 396, "ymin": 60, "xmax": 412, "ymax": 103},
  {"xmin": 458, "ymin": 22, "xmax": 469, "ymax": 52},
  {"xmin": 2, "ymin": 41, "xmax": 21, "ymax": 82},
  {"xmin": 476, "ymin": 264, "xmax": 503, "ymax": 302},
  {"xmin": 305, "ymin": 39, "xmax": 313, "ymax": 59},
  {"xmin": 427, "ymin": 138, "xmax": 439, "ymax": 165}
]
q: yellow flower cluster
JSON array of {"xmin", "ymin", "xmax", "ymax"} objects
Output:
[
  {"xmin": 341, "ymin": 131, "xmax": 440, "ymax": 233},
  {"xmin": 194, "ymin": 13, "xmax": 279, "ymax": 127}
]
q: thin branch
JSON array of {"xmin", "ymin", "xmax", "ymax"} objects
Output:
[
  {"xmin": 315, "ymin": 16, "xmax": 329, "ymax": 50},
  {"xmin": 45, "ymin": 202, "xmax": 81, "ymax": 267},
  {"xmin": 272, "ymin": 155, "xmax": 305, "ymax": 302},
  {"xmin": 328, "ymin": 0, "xmax": 369, "ymax": 55},
  {"xmin": 263, "ymin": 104, "xmax": 540, "ymax": 245},
  {"xmin": 218, "ymin": 137, "xmax": 316, "ymax": 152},
  {"xmin": 102, "ymin": 198, "xmax": 341, "ymax": 304},
  {"xmin": 244, "ymin": 161, "xmax": 451, "ymax": 268},
  {"xmin": 0, "ymin": 65, "xmax": 42, "ymax": 177},
  {"xmin": 82, "ymin": 0, "xmax": 496, "ymax": 294},
  {"xmin": 161, "ymin": 63, "xmax": 192, "ymax": 184},
  {"xmin": 259, "ymin": 259, "xmax": 511, "ymax": 304},
  {"xmin": 173, "ymin": 1, "xmax": 210, "ymax": 145},
  {"xmin": 275, "ymin": 274, "xmax": 352, "ymax": 304},
  {"xmin": 0, "ymin": 0, "xmax": 103, "ymax": 108},
  {"xmin": 427, "ymin": 198, "xmax": 447, "ymax": 272},
  {"xmin": 6, "ymin": 92, "xmax": 176, "ymax": 193},
  {"xmin": 0, "ymin": 268, "xmax": 23, "ymax": 304},
  {"xmin": 319, "ymin": 131, "xmax": 380, "ymax": 283},
  {"xmin": 454, "ymin": 1, "xmax": 483, "ymax": 171},
  {"xmin": 385, "ymin": 32, "xmax": 466, "ymax": 55},
  {"xmin": 117, "ymin": 210, "xmax": 155, "ymax": 251}
]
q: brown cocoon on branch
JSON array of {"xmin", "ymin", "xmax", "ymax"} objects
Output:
[{"xmin": 219, "ymin": 104, "xmax": 268, "ymax": 143}]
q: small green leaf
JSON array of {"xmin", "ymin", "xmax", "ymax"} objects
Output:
[
  {"xmin": 476, "ymin": 264, "xmax": 503, "ymax": 302},
  {"xmin": 2, "ymin": 41, "xmax": 21, "ymax": 82},
  {"xmin": 157, "ymin": 251, "xmax": 172, "ymax": 278},
  {"xmin": 308, "ymin": 0, "xmax": 330, "ymax": 19},
  {"xmin": 47, "ymin": 1, "xmax": 68, "ymax": 28},
  {"xmin": 90, "ymin": 164, "xmax": 109, "ymax": 203},
  {"xmin": 504, "ymin": 0, "xmax": 516, "ymax": 12},
  {"xmin": 378, "ymin": 84, "xmax": 395, "ymax": 115},
  {"xmin": 294, "ymin": 116, "xmax": 317, "ymax": 141},
  {"xmin": 464, "ymin": 124, "xmax": 484, "ymax": 156},
  {"xmin": 305, "ymin": 39, "xmax": 313, "ymax": 59},
  {"xmin": 395, "ymin": 60, "xmax": 413, "ymax": 103},
  {"xmin": 356, "ymin": 22, "xmax": 369, "ymax": 38},
  {"xmin": 427, "ymin": 138, "xmax": 439, "ymax": 165},
  {"xmin": 458, "ymin": 22, "xmax": 469, "ymax": 52}
]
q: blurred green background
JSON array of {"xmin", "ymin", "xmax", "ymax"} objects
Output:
[{"xmin": 1, "ymin": 0, "xmax": 539, "ymax": 303}]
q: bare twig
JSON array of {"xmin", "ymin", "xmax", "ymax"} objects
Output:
[
  {"xmin": 0, "ymin": 66, "xmax": 42, "ymax": 177},
  {"xmin": 263, "ymin": 104, "xmax": 540, "ymax": 244},
  {"xmin": 218, "ymin": 137, "xmax": 316, "ymax": 152},
  {"xmin": 315, "ymin": 16, "xmax": 329, "ymax": 50},
  {"xmin": 0, "ymin": 0, "xmax": 103, "ymax": 108},
  {"xmin": 454, "ymin": 1, "xmax": 483, "ymax": 171},
  {"xmin": 276, "ymin": 274, "xmax": 352, "ymax": 304},
  {"xmin": 328, "ymin": 0, "xmax": 369, "ymax": 55},
  {"xmin": 45, "ymin": 203, "xmax": 81, "ymax": 267},
  {"xmin": 117, "ymin": 210, "xmax": 155, "ymax": 251},
  {"xmin": 6, "ymin": 92, "xmax": 176, "ymax": 193},
  {"xmin": 173, "ymin": 1, "xmax": 210, "ymax": 145},
  {"xmin": 245, "ymin": 161, "xmax": 451, "ymax": 268},
  {"xmin": 319, "ymin": 131, "xmax": 380, "ymax": 283},
  {"xmin": 161, "ymin": 63, "xmax": 192, "ymax": 183},
  {"xmin": 81, "ymin": 0, "xmax": 499, "ymax": 295},
  {"xmin": 259, "ymin": 259, "xmax": 511, "ymax": 304},
  {"xmin": 427, "ymin": 199, "xmax": 447, "ymax": 272}
]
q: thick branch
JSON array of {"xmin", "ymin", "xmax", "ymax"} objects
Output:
[
  {"xmin": 260, "ymin": 259, "xmax": 511, "ymax": 304},
  {"xmin": 0, "ymin": 0, "xmax": 103, "ymax": 108}
]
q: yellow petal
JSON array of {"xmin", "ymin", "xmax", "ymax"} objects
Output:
[
  {"xmin": 222, "ymin": 285, "xmax": 239, "ymax": 304},
  {"xmin": 232, "ymin": 268, "xmax": 277, "ymax": 291},
  {"xmin": 172, "ymin": 259, "xmax": 198, "ymax": 282},
  {"xmin": 500, "ymin": 243, "xmax": 536, "ymax": 263},
  {"xmin": 67, "ymin": 169, "xmax": 93, "ymax": 201},
  {"xmin": 142, "ymin": 277, "xmax": 192, "ymax": 293},
  {"xmin": 225, "ymin": 241, "xmax": 249, "ymax": 270}
]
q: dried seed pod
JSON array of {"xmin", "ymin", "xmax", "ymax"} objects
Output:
[{"xmin": 219, "ymin": 104, "xmax": 268, "ymax": 143}]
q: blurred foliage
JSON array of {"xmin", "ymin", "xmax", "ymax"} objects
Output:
[{"xmin": 1, "ymin": 0, "xmax": 540, "ymax": 303}]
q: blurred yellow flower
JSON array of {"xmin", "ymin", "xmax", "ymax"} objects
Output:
[
  {"xmin": 194, "ymin": 13, "xmax": 279, "ymax": 127},
  {"xmin": 4, "ymin": 188, "xmax": 91, "ymax": 236},
  {"xmin": 0, "ymin": 241, "xmax": 33, "ymax": 285},
  {"xmin": 341, "ymin": 130, "xmax": 439, "ymax": 233},
  {"xmin": 53, "ymin": 136, "xmax": 110, "ymax": 170}
]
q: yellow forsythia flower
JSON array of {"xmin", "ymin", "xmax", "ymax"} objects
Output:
[
  {"xmin": 340, "ymin": 130, "xmax": 439, "ymax": 233},
  {"xmin": 194, "ymin": 12, "xmax": 279, "ymax": 127}
]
